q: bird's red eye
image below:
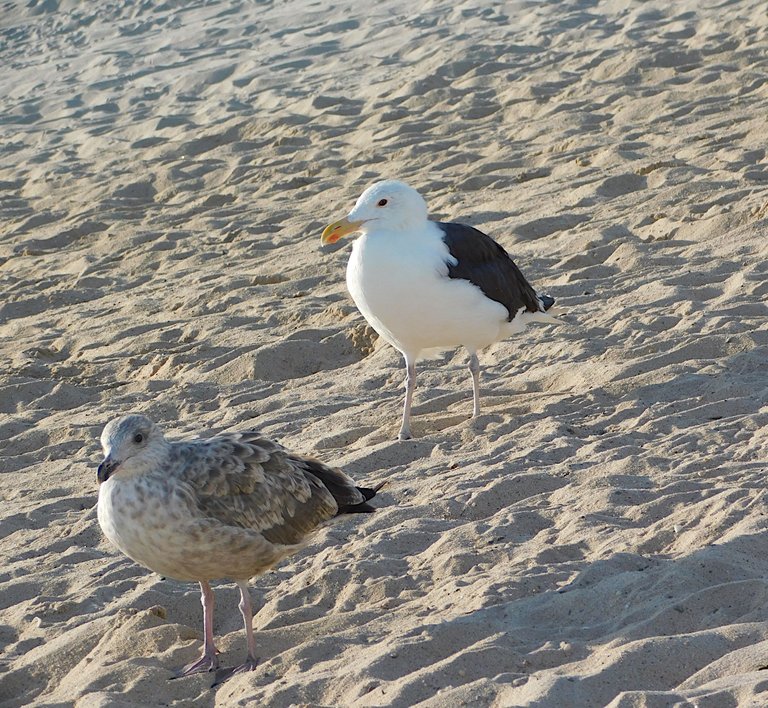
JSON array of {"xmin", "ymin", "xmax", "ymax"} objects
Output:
[{"xmin": 377, "ymin": 198, "xmax": 388, "ymax": 207}]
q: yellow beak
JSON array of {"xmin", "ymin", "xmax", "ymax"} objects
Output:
[{"xmin": 321, "ymin": 217, "xmax": 364, "ymax": 245}]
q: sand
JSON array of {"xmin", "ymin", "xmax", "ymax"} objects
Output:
[{"xmin": 1, "ymin": 0, "xmax": 768, "ymax": 705}]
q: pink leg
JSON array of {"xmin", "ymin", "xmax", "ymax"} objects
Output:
[
  {"xmin": 175, "ymin": 580, "xmax": 219, "ymax": 677},
  {"xmin": 212, "ymin": 581, "xmax": 259, "ymax": 686},
  {"xmin": 398, "ymin": 356, "xmax": 416, "ymax": 440},
  {"xmin": 237, "ymin": 580, "xmax": 259, "ymax": 667},
  {"xmin": 468, "ymin": 351, "xmax": 481, "ymax": 417}
]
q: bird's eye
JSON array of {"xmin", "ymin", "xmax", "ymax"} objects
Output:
[
  {"xmin": 377, "ymin": 198, "xmax": 388, "ymax": 207},
  {"xmin": 134, "ymin": 433, "xmax": 144, "ymax": 444}
]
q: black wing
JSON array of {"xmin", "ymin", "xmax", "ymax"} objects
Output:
[{"xmin": 437, "ymin": 221, "xmax": 550, "ymax": 321}]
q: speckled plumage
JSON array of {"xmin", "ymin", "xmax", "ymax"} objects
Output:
[{"xmin": 96, "ymin": 414, "xmax": 381, "ymax": 683}]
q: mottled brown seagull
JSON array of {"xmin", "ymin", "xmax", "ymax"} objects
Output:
[
  {"xmin": 322, "ymin": 179, "xmax": 561, "ymax": 440},
  {"xmin": 96, "ymin": 414, "xmax": 382, "ymax": 684}
]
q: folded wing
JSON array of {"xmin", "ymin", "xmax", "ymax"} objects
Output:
[
  {"xmin": 437, "ymin": 221, "xmax": 549, "ymax": 320},
  {"xmin": 174, "ymin": 432, "xmax": 377, "ymax": 547}
]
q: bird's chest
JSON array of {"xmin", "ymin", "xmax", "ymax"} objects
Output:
[
  {"xmin": 347, "ymin": 233, "xmax": 449, "ymax": 320},
  {"xmin": 97, "ymin": 478, "xmax": 194, "ymax": 578}
]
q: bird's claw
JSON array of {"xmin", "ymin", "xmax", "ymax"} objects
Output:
[
  {"xmin": 211, "ymin": 656, "xmax": 260, "ymax": 687},
  {"xmin": 172, "ymin": 652, "xmax": 219, "ymax": 679}
]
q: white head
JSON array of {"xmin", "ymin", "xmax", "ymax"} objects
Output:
[
  {"xmin": 97, "ymin": 414, "xmax": 168, "ymax": 483},
  {"xmin": 321, "ymin": 180, "xmax": 429, "ymax": 243}
]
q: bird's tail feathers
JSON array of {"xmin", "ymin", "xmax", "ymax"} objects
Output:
[
  {"xmin": 533, "ymin": 294, "xmax": 563, "ymax": 323},
  {"xmin": 538, "ymin": 294, "xmax": 556, "ymax": 311},
  {"xmin": 530, "ymin": 310, "xmax": 565, "ymax": 325},
  {"xmin": 339, "ymin": 480, "xmax": 387, "ymax": 514}
]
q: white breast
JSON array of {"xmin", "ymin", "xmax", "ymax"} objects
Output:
[
  {"xmin": 346, "ymin": 224, "xmax": 509, "ymax": 357},
  {"xmin": 97, "ymin": 477, "xmax": 201, "ymax": 581}
]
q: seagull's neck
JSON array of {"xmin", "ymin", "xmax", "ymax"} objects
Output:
[
  {"xmin": 358, "ymin": 220, "xmax": 444, "ymax": 253},
  {"xmin": 360, "ymin": 220, "xmax": 436, "ymax": 242}
]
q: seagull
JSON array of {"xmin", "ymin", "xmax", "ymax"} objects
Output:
[
  {"xmin": 96, "ymin": 414, "xmax": 383, "ymax": 684},
  {"xmin": 321, "ymin": 179, "xmax": 560, "ymax": 440}
]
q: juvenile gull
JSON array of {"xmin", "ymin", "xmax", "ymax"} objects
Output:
[
  {"xmin": 96, "ymin": 414, "xmax": 383, "ymax": 683},
  {"xmin": 322, "ymin": 179, "xmax": 561, "ymax": 440}
]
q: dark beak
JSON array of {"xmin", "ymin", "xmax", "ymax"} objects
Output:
[{"xmin": 97, "ymin": 456, "xmax": 120, "ymax": 483}]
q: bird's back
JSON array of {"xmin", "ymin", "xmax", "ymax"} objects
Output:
[
  {"xmin": 173, "ymin": 431, "xmax": 377, "ymax": 543},
  {"xmin": 437, "ymin": 221, "xmax": 548, "ymax": 320}
]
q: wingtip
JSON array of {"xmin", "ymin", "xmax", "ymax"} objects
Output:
[{"xmin": 356, "ymin": 480, "xmax": 388, "ymax": 502}]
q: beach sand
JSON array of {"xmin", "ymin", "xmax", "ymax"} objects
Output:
[{"xmin": 1, "ymin": 0, "xmax": 768, "ymax": 705}]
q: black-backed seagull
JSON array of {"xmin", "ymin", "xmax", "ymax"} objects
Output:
[{"xmin": 321, "ymin": 179, "xmax": 561, "ymax": 440}]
